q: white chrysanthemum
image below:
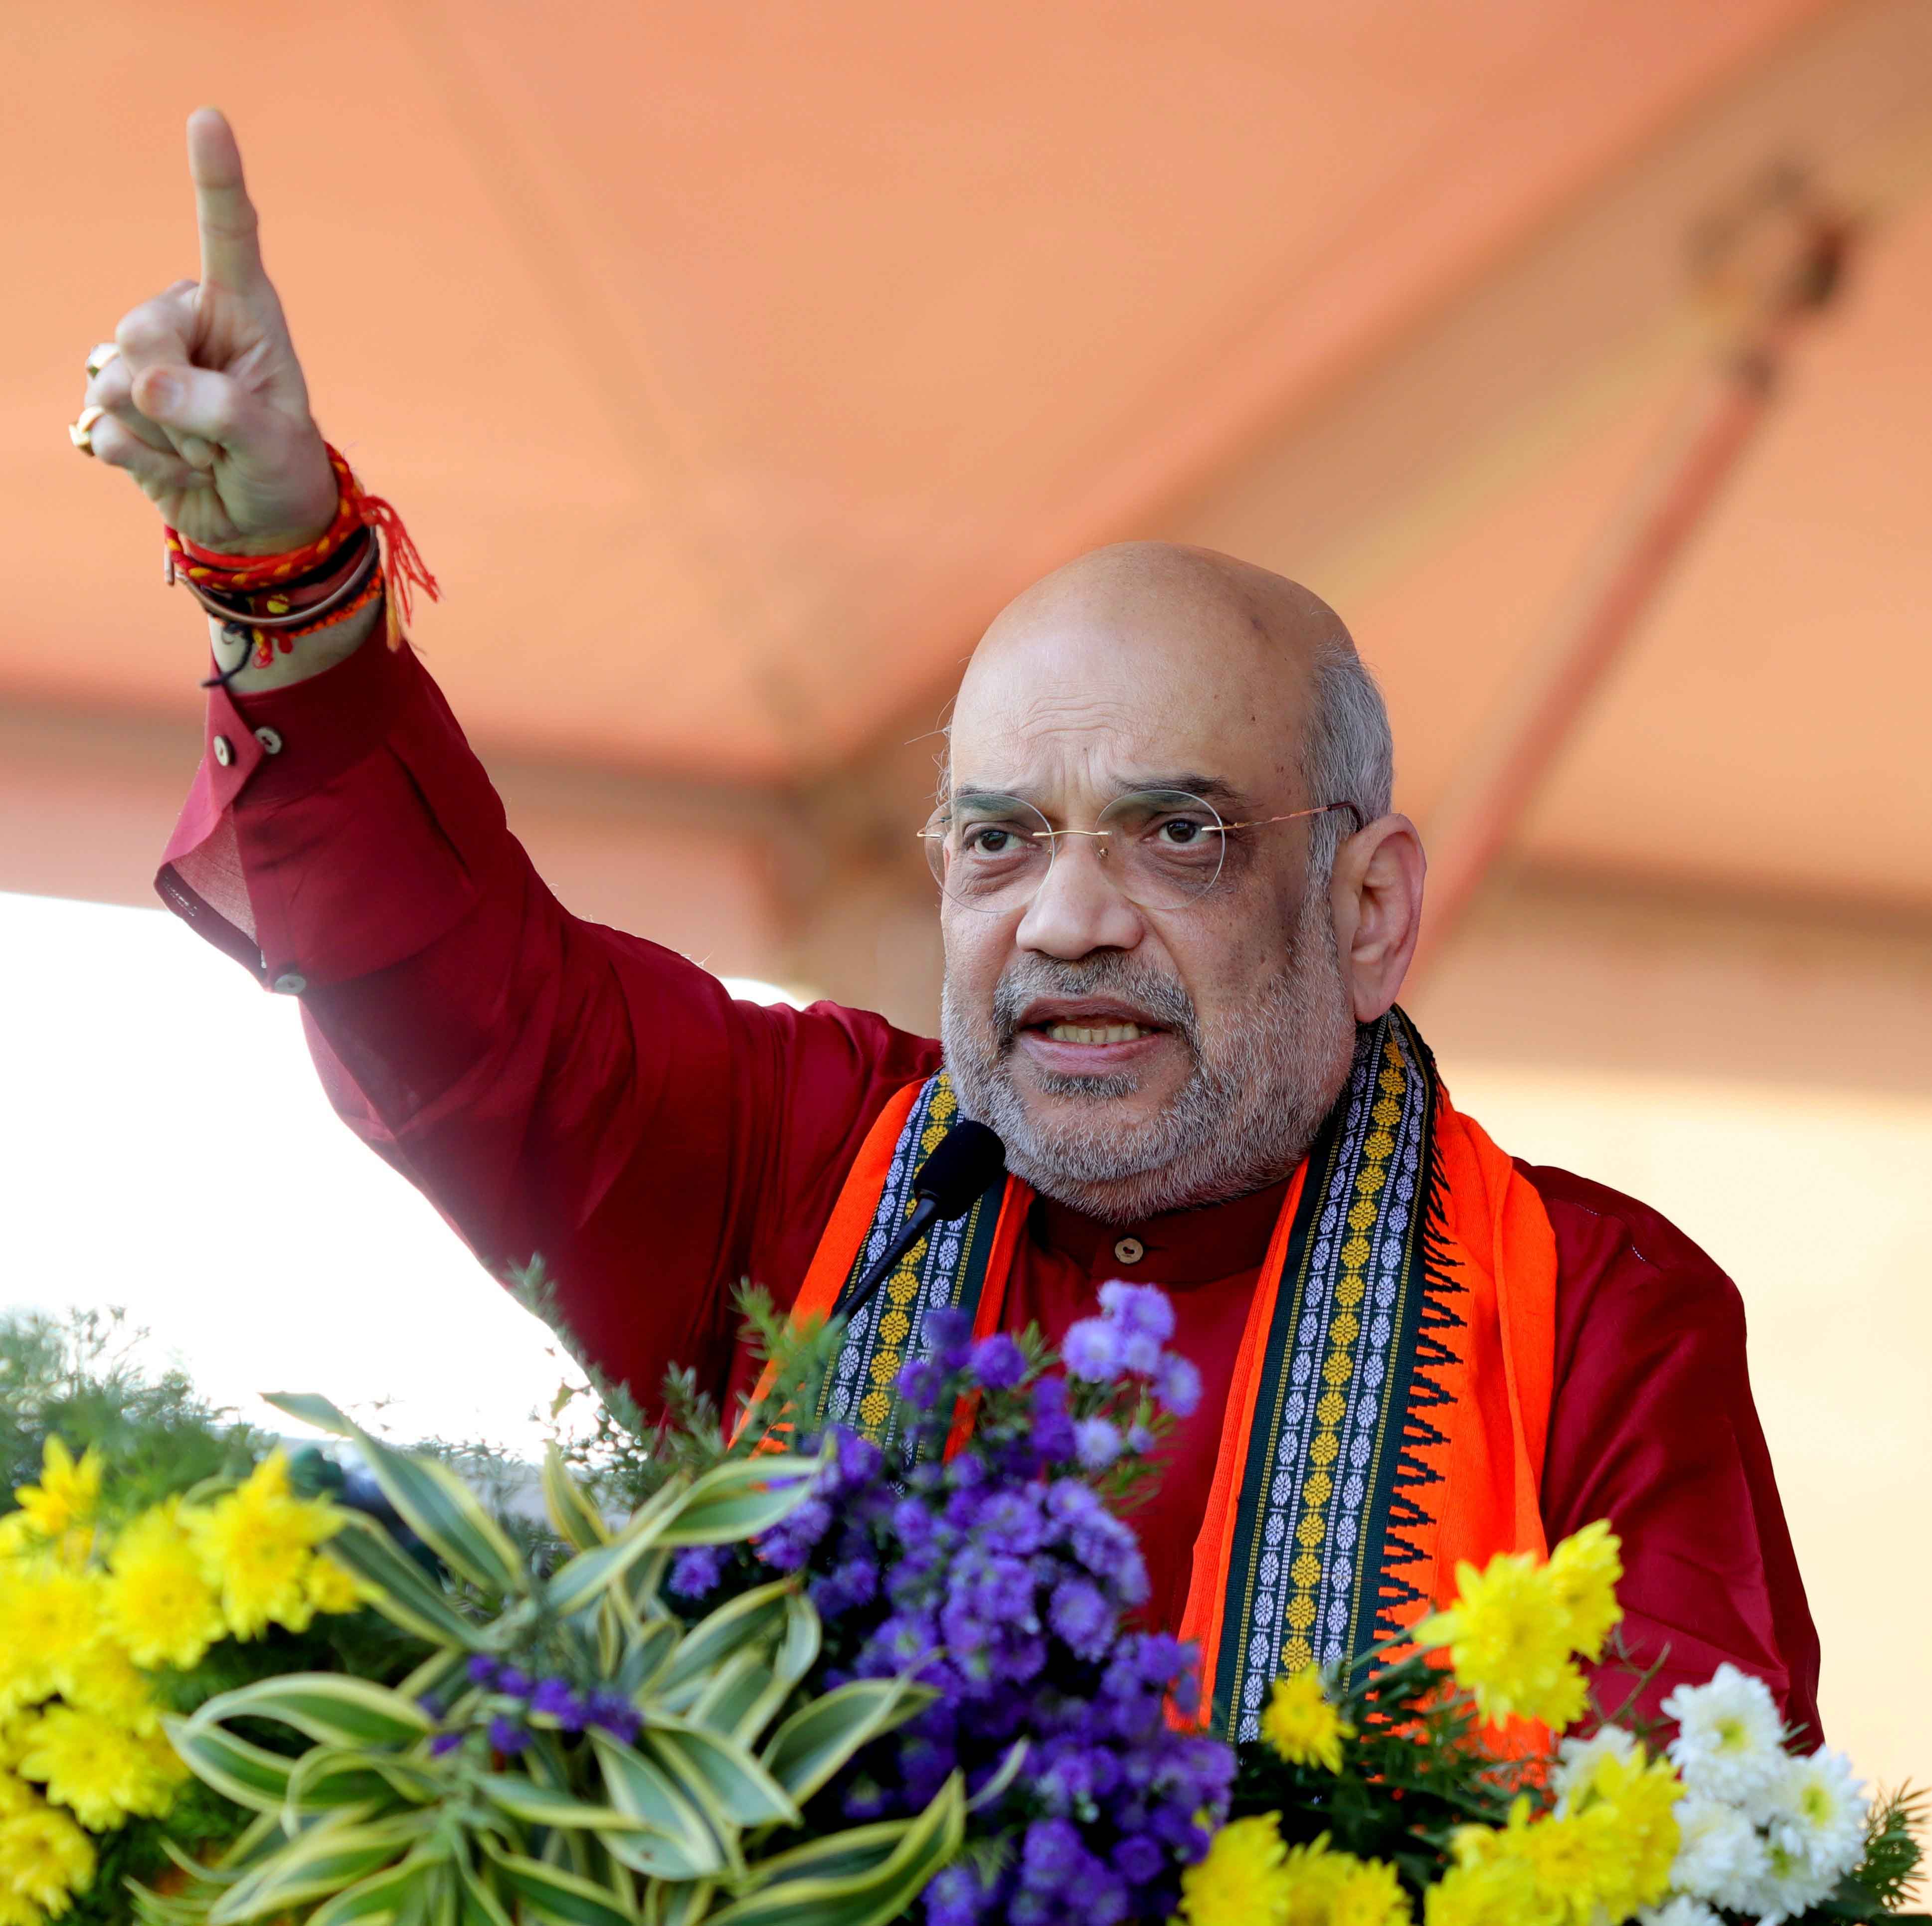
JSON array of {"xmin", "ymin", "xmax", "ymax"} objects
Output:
[
  {"xmin": 1553, "ymin": 1723, "xmax": 1640, "ymax": 1810},
  {"xmin": 1739, "ymin": 1832, "xmax": 1843, "ymax": 1925},
  {"xmin": 1662, "ymin": 1662, "xmax": 1787, "ymax": 1810},
  {"xmin": 1764, "ymin": 1748, "xmax": 1866, "ymax": 1886},
  {"xmin": 1670, "ymin": 1792, "xmax": 1768, "ymax": 1906},
  {"xmin": 1638, "ymin": 1899, "xmax": 1721, "ymax": 1926}
]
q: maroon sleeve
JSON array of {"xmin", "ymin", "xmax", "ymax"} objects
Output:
[
  {"xmin": 1524, "ymin": 1162, "xmax": 1823, "ymax": 1741},
  {"xmin": 157, "ymin": 634, "xmax": 940, "ymax": 1409}
]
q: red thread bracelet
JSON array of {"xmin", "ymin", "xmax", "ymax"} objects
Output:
[{"xmin": 164, "ymin": 443, "xmax": 440, "ymax": 665}]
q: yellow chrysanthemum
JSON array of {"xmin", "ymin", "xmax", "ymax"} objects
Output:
[
  {"xmin": 1413, "ymin": 1552, "xmax": 1586, "ymax": 1729},
  {"xmin": 12, "ymin": 1444, "xmax": 101, "ymax": 1547},
  {"xmin": 0, "ymin": 1772, "xmax": 33, "ymax": 1818},
  {"xmin": 303, "ymin": 1549, "xmax": 368, "ymax": 1617},
  {"xmin": 1277, "ymin": 1837, "xmax": 1413, "ymax": 1926},
  {"xmin": 58, "ymin": 1642, "xmax": 159, "ymax": 1740},
  {"xmin": 0, "ymin": 1514, "xmax": 38, "ymax": 1563},
  {"xmin": 0, "ymin": 1884, "xmax": 40, "ymax": 1926},
  {"xmin": 1261, "ymin": 1669, "xmax": 1354, "ymax": 1775},
  {"xmin": 183, "ymin": 1451, "xmax": 341, "ymax": 1640},
  {"xmin": 0, "ymin": 1567, "xmax": 102, "ymax": 1716},
  {"xmin": 13, "ymin": 1707, "xmax": 182, "ymax": 1832},
  {"xmin": 1178, "ymin": 1813, "xmax": 1296, "ymax": 1926},
  {"xmin": 103, "ymin": 1503, "xmax": 225, "ymax": 1672},
  {"xmin": 0, "ymin": 1801, "xmax": 95, "ymax": 1914},
  {"xmin": 1420, "ymin": 1851, "xmax": 1546, "ymax": 1926},
  {"xmin": 1542, "ymin": 1522, "xmax": 1622, "ymax": 1662},
  {"xmin": 1562, "ymin": 1745, "xmax": 1681, "ymax": 1919}
]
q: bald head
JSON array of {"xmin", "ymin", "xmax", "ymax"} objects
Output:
[{"xmin": 951, "ymin": 541, "xmax": 1388, "ymax": 860}]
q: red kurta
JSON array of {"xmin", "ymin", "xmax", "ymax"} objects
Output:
[{"xmin": 159, "ymin": 633, "xmax": 1823, "ymax": 1737}]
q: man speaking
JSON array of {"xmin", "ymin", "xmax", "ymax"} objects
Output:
[{"xmin": 75, "ymin": 111, "xmax": 1819, "ymax": 1744}]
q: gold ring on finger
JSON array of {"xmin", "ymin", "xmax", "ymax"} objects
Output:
[
  {"xmin": 86, "ymin": 342, "xmax": 121, "ymax": 378},
  {"xmin": 69, "ymin": 405, "xmax": 106, "ymax": 456}
]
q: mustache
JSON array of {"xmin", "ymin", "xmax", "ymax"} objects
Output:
[{"xmin": 990, "ymin": 953, "xmax": 1201, "ymax": 1057}]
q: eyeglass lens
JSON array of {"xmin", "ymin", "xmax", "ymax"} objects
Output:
[{"xmin": 923, "ymin": 788, "xmax": 1230, "ymax": 914}]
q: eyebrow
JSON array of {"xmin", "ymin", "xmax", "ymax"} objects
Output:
[{"xmin": 950, "ymin": 773, "xmax": 1257, "ymax": 813}]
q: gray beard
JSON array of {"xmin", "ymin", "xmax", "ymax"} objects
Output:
[{"xmin": 939, "ymin": 889, "xmax": 1357, "ymax": 1224}]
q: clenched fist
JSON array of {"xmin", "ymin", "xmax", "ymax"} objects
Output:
[{"xmin": 80, "ymin": 109, "xmax": 338, "ymax": 555}]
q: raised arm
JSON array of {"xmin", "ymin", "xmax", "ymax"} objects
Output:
[{"xmin": 76, "ymin": 111, "xmax": 940, "ymax": 1408}]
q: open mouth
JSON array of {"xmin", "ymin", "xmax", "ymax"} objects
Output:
[{"xmin": 1012, "ymin": 997, "xmax": 1174, "ymax": 1065}]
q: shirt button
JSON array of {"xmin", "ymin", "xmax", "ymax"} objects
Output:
[
  {"xmin": 254, "ymin": 725, "xmax": 284, "ymax": 756},
  {"xmin": 1113, "ymin": 1236, "xmax": 1145, "ymax": 1266},
  {"xmin": 211, "ymin": 734, "xmax": 234, "ymax": 767},
  {"xmin": 272, "ymin": 972, "xmax": 308, "ymax": 995}
]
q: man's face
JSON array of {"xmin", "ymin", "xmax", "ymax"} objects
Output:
[{"xmin": 937, "ymin": 552, "xmax": 1358, "ymax": 1222}]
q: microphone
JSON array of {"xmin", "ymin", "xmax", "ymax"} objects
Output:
[{"xmin": 842, "ymin": 1120, "xmax": 1007, "ymax": 1321}]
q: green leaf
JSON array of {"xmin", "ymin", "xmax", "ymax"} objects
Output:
[
  {"xmin": 588, "ymin": 1731, "xmax": 725, "ymax": 1880},
  {"xmin": 688, "ymin": 1647, "xmax": 776, "ymax": 1743},
  {"xmin": 475, "ymin": 1774, "xmax": 643, "ymax": 1833},
  {"xmin": 656, "ymin": 1455, "xmax": 823, "ymax": 1546},
  {"xmin": 705, "ymin": 1774, "xmax": 964, "ymax": 1926},
  {"xmin": 733, "ymin": 1821, "xmax": 911, "ymax": 1893},
  {"xmin": 209, "ymin": 1811, "xmax": 430, "ymax": 1926},
  {"xmin": 759, "ymin": 1676, "xmax": 936, "ymax": 1806},
  {"xmin": 267, "ymin": 1392, "xmax": 528, "ymax": 1596},
  {"xmin": 328, "ymin": 1514, "xmax": 484, "ymax": 1649},
  {"xmin": 287, "ymin": 1746, "xmax": 444, "ymax": 1816},
  {"xmin": 655, "ymin": 1579, "xmax": 796, "ymax": 1707},
  {"xmin": 544, "ymin": 1477, "xmax": 693, "ymax": 1617},
  {"xmin": 456, "ymin": 1860, "xmax": 516, "ymax": 1926},
  {"xmin": 193, "ymin": 1674, "xmax": 435, "ymax": 1750},
  {"xmin": 773, "ymin": 1589, "xmax": 821, "ymax": 1688},
  {"xmin": 646, "ymin": 1721, "xmax": 802, "ymax": 1830},
  {"xmin": 542, "ymin": 1443, "xmax": 610, "ymax": 1551},
  {"xmin": 162, "ymin": 1718, "xmax": 294, "ymax": 1813},
  {"xmin": 966, "ymin": 1739, "xmax": 1028, "ymax": 1812},
  {"xmin": 646, "ymin": 1880, "xmax": 715, "ymax": 1926},
  {"xmin": 303, "ymin": 1858, "xmax": 435, "ymax": 1926},
  {"xmin": 487, "ymin": 1849, "xmax": 637, "ymax": 1926},
  {"xmin": 617, "ymin": 1616, "xmax": 682, "ymax": 1699}
]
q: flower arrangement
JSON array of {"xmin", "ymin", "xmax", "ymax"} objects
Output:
[
  {"xmin": 0, "ymin": 1295, "xmax": 1923, "ymax": 1926},
  {"xmin": 0, "ymin": 1313, "xmax": 394, "ymax": 1926},
  {"xmin": 1185, "ymin": 1522, "xmax": 1926, "ymax": 1926}
]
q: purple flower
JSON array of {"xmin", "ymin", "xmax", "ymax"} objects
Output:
[
  {"xmin": 1073, "ymin": 1417, "xmax": 1123, "ymax": 1472},
  {"xmin": 429, "ymin": 1731, "xmax": 463, "ymax": 1758},
  {"xmin": 669, "ymin": 1545, "xmax": 726, "ymax": 1598},
  {"xmin": 970, "ymin": 1333, "xmax": 1026, "ymax": 1390},
  {"xmin": 496, "ymin": 1668, "xmax": 532, "ymax": 1699},
  {"xmin": 1099, "ymin": 1280, "xmax": 1176, "ymax": 1344},
  {"xmin": 813, "ymin": 1556, "xmax": 880, "ymax": 1617},
  {"xmin": 1019, "ymin": 1818, "xmax": 1085, "ymax": 1895},
  {"xmin": 833, "ymin": 1428, "xmax": 882, "ymax": 1485},
  {"xmin": 465, "ymin": 1655, "xmax": 500, "ymax": 1687},
  {"xmin": 530, "ymin": 1677, "xmax": 574, "ymax": 1719},
  {"xmin": 1126, "ymin": 1422, "xmax": 1156, "ymax": 1455},
  {"xmin": 924, "ymin": 1862, "xmax": 991, "ymax": 1926},
  {"xmin": 1061, "ymin": 1317, "xmax": 1120, "ymax": 1382},
  {"xmin": 1049, "ymin": 1577, "xmax": 1114, "ymax": 1660},
  {"xmin": 754, "ymin": 1495, "xmax": 833, "ymax": 1571},
  {"xmin": 924, "ymin": 1306, "xmax": 975, "ymax": 1371},
  {"xmin": 897, "ymin": 1357, "xmax": 944, "ymax": 1410},
  {"xmin": 1111, "ymin": 1833, "xmax": 1166, "ymax": 1887},
  {"xmin": 587, "ymin": 1692, "xmax": 640, "ymax": 1745},
  {"xmin": 1119, "ymin": 1331, "xmax": 1163, "ymax": 1376},
  {"xmin": 1153, "ymin": 1352, "xmax": 1202, "ymax": 1416},
  {"xmin": 488, "ymin": 1716, "xmax": 529, "ymax": 1755},
  {"xmin": 1030, "ymin": 1376, "xmax": 1076, "ymax": 1461}
]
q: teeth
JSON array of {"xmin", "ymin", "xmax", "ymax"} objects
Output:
[{"xmin": 1046, "ymin": 1022, "xmax": 1146, "ymax": 1045}]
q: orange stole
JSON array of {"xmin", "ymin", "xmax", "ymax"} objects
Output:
[{"xmin": 784, "ymin": 1012, "xmax": 1557, "ymax": 1741}]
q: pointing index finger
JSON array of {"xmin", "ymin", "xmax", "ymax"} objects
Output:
[{"xmin": 187, "ymin": 107, "xmax": 266, "ymax": 293}]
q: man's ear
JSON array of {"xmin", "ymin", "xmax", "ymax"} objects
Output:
[{"xmin": 1328, "ymin": 815, "xmax": 1426, "ymax": 1022}]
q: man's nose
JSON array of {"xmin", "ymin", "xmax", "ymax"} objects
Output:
[{"xmin": 1015, "ymin": 835, "xmax": 1146, "ymax": 959}]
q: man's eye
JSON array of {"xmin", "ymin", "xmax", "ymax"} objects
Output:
[
  {"xmin": 962, "ymin": 826, "xmax": 1021, "ymax": 855},
  {"xmin": 1155, "ymin": 818, "xmax": 1212, "ymax": 846}
]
